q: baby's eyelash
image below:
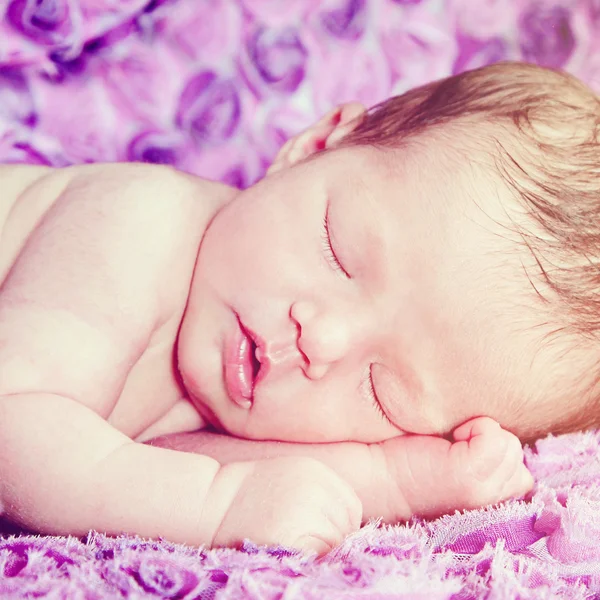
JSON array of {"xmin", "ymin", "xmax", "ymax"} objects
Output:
[
  {"xmin": 363, "ymin": 366, "xmax": 390, "ymax": 424},
  {"xmin": 321, "ymin": 211, "xmax": 350, "ymax": 279}
]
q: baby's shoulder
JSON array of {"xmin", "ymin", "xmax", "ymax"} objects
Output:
[
  {"xmin": 62, "ymin": 162, "xmax": 228, "ymax": 234},
  {"xmin": 0, "ymin": 163, "xmax": 233, "ymax": 412},
  {"xmin": 0, "ymin": 162, "xmax": 233, "ymax": 337},
  {"xmin": 1, "ymin": 162, "xmax": 231, "ymax": 287}
]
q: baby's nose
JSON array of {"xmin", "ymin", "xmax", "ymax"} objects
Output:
[{"xmin": 290, "ymin": 301, "xmax": 351, "ymax": 379}]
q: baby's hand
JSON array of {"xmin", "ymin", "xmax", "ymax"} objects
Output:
[
  {"xmin": 446, "ymin": 416, "xmax": 533, "ymax": 510},
  {"xmin": 379, "ymin": 417, "xmax": 533, "ymax": 520},
  {"xmin": 211, "ymin": 457, "xmax": 362, "ymax": 554}
]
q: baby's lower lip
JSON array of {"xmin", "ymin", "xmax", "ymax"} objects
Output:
[{"xmin": 224, "ymin": 318, "xmax": 255, "ymax": 408}]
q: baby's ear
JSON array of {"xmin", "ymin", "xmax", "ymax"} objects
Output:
[{"xmin": 267, "ymin": 102, "xmax": 366, "ymax": 175}]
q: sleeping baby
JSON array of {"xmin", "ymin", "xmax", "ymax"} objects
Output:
[{"xmin": 2, "ymin": 61, "xmax": 597, "ymax": 553}]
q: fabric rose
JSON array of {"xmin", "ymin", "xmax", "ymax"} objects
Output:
[
  {"xmin": 0, "ymin": 119, "xmax": 51, "ymax": 165},
  {"xmin": 79, "ymin": 0, "xmax": 151, "ymax": 23},
  {"xmin": 240, "ymin": 0, "xmax": 321, "ymax": 28},
  {"xmin": 589, "ymin": 0, "xmax": 600, "ymax": 27},
  {"xmin": 126, "ymin": 124, "xmax": 261, "ymax": 185},
  {"xmin": 240, "ymin": 26, "xmax": 307, "ymax": 96},
  {"xmin": 126, "ymin": 130, "xmax": 188, "ymax": 165},
  {"xmin": 453, "ymin": 35, "xmax": 509, "ymax": 74},
  {"xmin": 30, "ymin": 74, "xmax": 119, "ymax": 163},
  {"xmin": 136, "ymin": 558, "xmax": 199, "ymax": 598},
  {"xmin": 207, "ymin": 143, "xmax": 267, "ymax": 187},
  {"xmin": 99, "ymin": 42, "xmax": 181, "ymax": 127},
  {"xmin": 1, "ymin": 141, "xmax": 51, "ymax": 165},
  {"xmin": 309, "ymin": 40, "xmax": 391, "ymax": 111},
  {"xmin": 145, "ymin": 0, "xmax": 241, "ymax": 64},
  {"xmin": 5, "ymin": 0, "xmax": 83, "ymax": 59},
  {"xmin": 532, "ymin": 486, "xmax": 600, "ymax": 564},
  {"xmin": 176, "ymin": 70, "xmax": 241, "ymax": 146},
  {"xmin": 222, "ymin": 165, "xmax": 248, "ymax": 189},
  {"xmin": 320, "ymin": 0, "xmax": 367, "ymax": 41},
  {"xmin": 377, "ymin": 3, "xmax": 455, "ymax": 92},
  {"xmin": 447, "ymin": 0, "xmax": 520, "ymax": 40},
  {"xmin": 519, "ymin": 4, "xmax": 576, "ymax": 68},
  {"xmin": 0, "ymin": 67, "xmax": 36, "ymax": 126},
  {"xmin": 1, "ymin": 114, "xmax": 71, "ymax": 165}
]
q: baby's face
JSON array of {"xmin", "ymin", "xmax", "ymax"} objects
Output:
[{"xmin": 178, "ymin": 143, "xmax": 566, "ymax": 443}]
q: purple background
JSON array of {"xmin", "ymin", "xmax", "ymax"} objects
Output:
[
  {"xmin": 1, "ymin": 0, "xmax": 599, "ymax": 188},
  {"xmin": 2, "ymin": 1, "xmax": 600, "ymax": 598}
]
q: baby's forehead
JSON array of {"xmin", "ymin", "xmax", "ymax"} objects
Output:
[
  {"xmin": 364, "ymin": 135, "xmax": 509, "ymax": 213},
  {"xmin": 312, "ymin": 137, "xmax": 523, "ymax": 246},
  {"xmin": 328, "ymin": 141, "xmax": 525, "ymax": 275}
]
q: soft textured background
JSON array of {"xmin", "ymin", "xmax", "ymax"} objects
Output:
[
  {"xmin": 2, "ymin": 0, "xmax": 600, "ymax": 179},
  {"xmin": 2, "ymin": 0, "xmax": 600, "ymax": 598}
]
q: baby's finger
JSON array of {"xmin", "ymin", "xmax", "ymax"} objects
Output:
[
  {"xmin": 325, "ymin": 476, "xmax": 363, "ymax": 532},
  {"xmin": 295, "ymin": 532, "xmax": 334, "ymax": 556},
  {"xmin": 507, "ymin": 465, "xmax": 534, "ymax": 498},
  {"xmin": 293, "ymin": 508, "xmax": 350, "ymax": 555},
  {"xmin": 452, "ymin": 416, "xmax": 500, "ymax": 442},
  {"xmin": 492, "ymin": 445, "xmax": 533, "ymax": 501}
]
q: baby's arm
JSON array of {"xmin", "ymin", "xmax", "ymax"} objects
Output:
[
  {"xmin": 151, "ymin": 417, "xmax": 533, "ymax": 523},
  {"xmin": 0, "ymin": 393, "xmax": 360, "ymax": 552},
  {"xmin": 0, "ymin": 393, "xmax": 225, "ymax": 542}
]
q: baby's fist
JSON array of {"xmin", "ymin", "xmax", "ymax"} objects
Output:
[
  {"xmin": 449, "ymin": 417, "xmax": 533, "ymax": 509},
  {"xmin": 211, "ymin": 457, "xmax": 362, "ymax": 554}
]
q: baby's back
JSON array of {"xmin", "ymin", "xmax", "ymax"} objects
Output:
[{"xmin": 0, "ymin": 165, "xmax": 61, "ymax": 282}]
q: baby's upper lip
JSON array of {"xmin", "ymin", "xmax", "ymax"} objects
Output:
[
  {"xmin": 239, "ymin": 320, "xmax": 269, "ymax": 390},
  {"xmin": 242, "ymin": 322, "xmax": 264, "ymax": 358},
  {"xmin": 237, "ymin": 316, "xmax": 305, "ymax": 396}
]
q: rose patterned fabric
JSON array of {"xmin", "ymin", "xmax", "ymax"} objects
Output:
[
  {"xmin": 2, "ymin": 1, "xmax": 600, "ymax": 598},
  {"xmin": 1, "ymin": 0, "xmax": 599, "ymax": 185}
]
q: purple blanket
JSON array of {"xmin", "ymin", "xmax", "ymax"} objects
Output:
[{"xmin": 2, "ymin": 0, "xmax": 600, "ymax": 597}]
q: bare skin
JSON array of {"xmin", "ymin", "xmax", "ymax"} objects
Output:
[
  {"xmin": 151, "ymin": 418, "xmax": 532, "ymax": 523},
  {"xmin": 0, "ymin": 160, "xmax": 532, "ymax": 553}
]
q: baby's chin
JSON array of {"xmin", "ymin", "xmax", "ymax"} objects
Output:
[{"xmin": 204, "ymin": 411, "xmax": 325, "ymax": 442}]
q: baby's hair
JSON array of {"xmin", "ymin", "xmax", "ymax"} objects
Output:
[{"xmin": 341, "ymin": 62, "xmax": 600, "ymax": 438}]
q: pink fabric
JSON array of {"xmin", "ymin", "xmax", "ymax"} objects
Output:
[{"xmin": 2, "ymin": 0, "xmax": 600, "ymax": 597}]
